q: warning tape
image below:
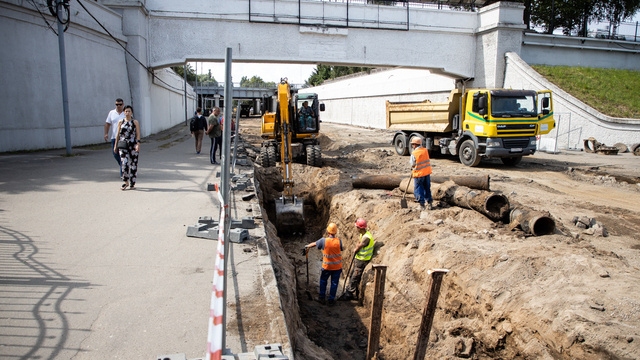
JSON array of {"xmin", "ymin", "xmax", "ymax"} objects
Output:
[{"xmin": 207, "ymin": 184, "xmax": 226, "ymax": 360}]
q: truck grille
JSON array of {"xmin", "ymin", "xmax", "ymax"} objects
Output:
[
  {"xmin": 497, "ymin": 124, "xmax": 536, "ymax": 136},
  {"xmin": 503, "ymin": 138, "xmax": 530, "ymax": 149}
]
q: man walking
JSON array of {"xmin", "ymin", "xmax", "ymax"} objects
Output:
[
  {"xmin": 303, "ymin": 223, "xmax": 343, "ymax": 306},
  {"xmin": 190, "ymin": 107, "xmax": 207, "ymax": 154},
  {"xmin": 410, "ymin": 137, "xmax": 433, "ymax": 210},
  {"xmin": 340, "ymin": 218, "xmax": 373, "ymax": 301},
  {"xmin": 104, "ymin": 98, "xmax": 125, "ymax": 176},
  {"xmin": 205, "ymin": 107, "xmax": 222, "ymax": 164}
]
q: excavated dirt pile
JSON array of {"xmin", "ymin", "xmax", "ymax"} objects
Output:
[{"xmin": 242, "ymin": 117, "xmax": 640, "ymax": 360}]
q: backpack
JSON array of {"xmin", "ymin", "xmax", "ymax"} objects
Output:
[{"xmin": 189, "ymin": 116, "xmax": 197, "ymax": 132}]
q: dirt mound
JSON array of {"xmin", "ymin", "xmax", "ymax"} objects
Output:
[{"xmin": 245, "ymin": 118, "xmax": 640, "ymax": 360}]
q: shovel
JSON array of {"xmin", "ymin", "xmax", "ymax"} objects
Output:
[
  {"xmin": 304, "ymin": 248, "xmax": 313, "ymax": 301},
  {"xmin": 338, "ymin": 253, "xmax": 357, "ymax": 300},
  {"xmin": 400, "ymin": 172, "xmax": 413, "ymax": 208}
]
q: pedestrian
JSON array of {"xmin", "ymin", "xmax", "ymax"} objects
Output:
[
  {"xmin": 190, "ymin": 107, "xmax": 207, "ymax": 154},
  {"xmin": 104, "ymin": 98, "xmax": 125, "ymax": 176},
  {"xmin": 339, "ymin": 218, "xmax": 373, "ymax": 301},
  {"xmin": 410, "ymin": 137, "xmax": 433, "ymax": 210},
  {"xmin": 205, "ymin": 107, "xmax": 222, "ymax": 164},
  {"xmin": 114, "ymin": 105, "xmax": 140, "ymax": 190},
  {"xmin": 303, "ymin": 222, "xmax": 343, "ymax": 306}
]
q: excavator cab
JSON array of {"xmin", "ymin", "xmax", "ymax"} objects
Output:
[{"xmin": 295, "ymin": 94, "xmax": 322, "ymax": 134}]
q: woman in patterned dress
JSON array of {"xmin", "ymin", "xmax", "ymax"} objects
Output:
[{"xmin": 113, "ymin": 105, "xmax": 140, "ymax": 190}]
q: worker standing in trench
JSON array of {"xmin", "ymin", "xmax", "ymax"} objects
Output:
[
  {"xmin": 410, "ymin": 137, "xmax": 433, "ymax": 210},
  {"xmin": 339, "ymin": 218, "xmax": 373, "ymax": 301},
  {"xmin": 303, "ymin": 223, "xmax": 343, "ymax": 306}
]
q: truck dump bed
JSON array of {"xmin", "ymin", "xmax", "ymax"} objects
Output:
[{"xmin": 386, "ymin": 89, "xmax": 462, "ymax": 133}]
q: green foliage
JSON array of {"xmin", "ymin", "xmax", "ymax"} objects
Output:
[
  {"xmin": 532, "ymin": 65, "xmax": 640, "ymax": 118},
  {"xmin": 305, "ymin": 65, "xmax": 374, "ymax": 87},
  {"xmin": 240, "ymin": 75, "xmax": 275, "ymax": 88},
  {"xmin": 171, "ymin": 64, "xmax": 196, "ymax": 82}
]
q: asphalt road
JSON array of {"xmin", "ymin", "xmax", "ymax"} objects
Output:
[{"xmin": 0, "ymin": 125, "xmax": 281, "ymax": 359}]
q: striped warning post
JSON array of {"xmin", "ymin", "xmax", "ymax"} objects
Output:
[{"xmin": 207, "ymin": 184, "xmax": 227, "ymax": 360}]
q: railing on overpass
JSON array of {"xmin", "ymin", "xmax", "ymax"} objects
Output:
[
  {"xmin": 188, "ymin": 81, "xmax": 306, "ymax": 91},
  {"xmin": 248, "ymin": 0, "xmax": 483, "ymax": 31}
]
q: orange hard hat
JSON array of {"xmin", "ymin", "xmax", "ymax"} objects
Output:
[
  {"xmin": 326, "ymin": 223, "xmax": 338, "ymax": 234},
  {"xmin": 355, "ymin": 218, "xmax": 367, "ymax": 229},
  {"xmin": 411, "ymin": 137, "xmax": 422, "ymax": 145}
]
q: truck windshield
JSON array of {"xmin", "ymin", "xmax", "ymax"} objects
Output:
[{"xmin": 491, "ymin": 95, "xmax": 536, "ymax": 118}]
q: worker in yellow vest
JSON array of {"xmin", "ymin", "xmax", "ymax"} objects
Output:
[
  {"xmin": 410, "ymin": 137, "xmax": 433, "ymax": 210},
  {"xmin": 340, "ymin": 218, "xmax": 373, "ymax": 301},
  {"xmin": 303, "ymin": 222, "xmax": 344, "ymax": 306}
]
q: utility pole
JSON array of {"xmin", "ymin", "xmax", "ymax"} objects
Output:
[
  {"xmin": 55, "ymin": 0, "xmax": 72, "ymax": 155},
  {"xmin": 184, "ymin": 63, "xmax": 188, "ymax": 126},
  {"xmin": 221, "ymin": 47, "xmax": 233, "ymax": 355}
]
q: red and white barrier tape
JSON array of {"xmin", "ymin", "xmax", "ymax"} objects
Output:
[{"xmin": 207, "ymin": 184, "xmax": 226, "ymax": 360}]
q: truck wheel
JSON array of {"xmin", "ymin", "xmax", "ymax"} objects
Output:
[
  {"xmin": 267, "ymin": 146, "xmax": 277, "ymax": 167},
  {"xmin": 258, "ymin": 147, "xmax": 270, "ymax": 167},
  {"xmin": 501, "ymin": 156, "xmax": 522, "ymax": 166},
  {"xmin": 394, "ymin": 134, "xmax": 409, "ymax": 156},
  {"xmin": 459, "ymin": 139, "xmax": 481, "ymax": 167}
]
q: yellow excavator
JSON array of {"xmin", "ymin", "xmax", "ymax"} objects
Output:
[{"xmin": 258, "ymin": 78, "xmax": 324, "ymax": 233}]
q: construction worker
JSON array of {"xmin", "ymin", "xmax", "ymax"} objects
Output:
[
  {"xmin": 410, "ymin": 137, "xmax": 433, "ymax": 210},
  {"xmin": 303, "ymin": 222, "xmax": 343, "ymax": 306},
  {"xmin": 340, "ymin": 218, "xmax": 373, "ymax": 301}
]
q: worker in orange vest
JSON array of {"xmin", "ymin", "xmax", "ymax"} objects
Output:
[
  {"xmin": 303, "ymin": 222, "xmax": 343, "ymax": 306},
  {"xmin": 410, "ymin": 137, "xmax": 433, "ymax": 210}
]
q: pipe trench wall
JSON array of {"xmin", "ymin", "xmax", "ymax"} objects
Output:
[{"xmin": 0, "ymin": 0, "xmax": 195, "ymax": 152}]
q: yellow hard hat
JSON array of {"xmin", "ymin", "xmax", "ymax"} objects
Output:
[{"xmin": 326, "ymin": 223, "xmax": 338, "ymax": 234}]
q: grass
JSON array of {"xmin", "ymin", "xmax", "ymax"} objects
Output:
[{"xmin": 531, "ymin": 65, "xmax": 640, "ymax": 119}]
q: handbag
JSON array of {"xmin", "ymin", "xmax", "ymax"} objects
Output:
[{"xmin": 117, "ymin": 140, "xmax": 128, "ymax": 149}]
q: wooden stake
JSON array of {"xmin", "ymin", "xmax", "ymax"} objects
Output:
[
  {"xmin": 366, "ymin": 264, "xmax": 388, "ymax": 360},
  {"xmin": 413, "ymin": 269, "xmax": 449, "ymax": 360}
]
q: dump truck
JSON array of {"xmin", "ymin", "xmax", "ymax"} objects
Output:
[{"xmin": 387, "ymin": 88, "xmax": 555, "ymax": 166}]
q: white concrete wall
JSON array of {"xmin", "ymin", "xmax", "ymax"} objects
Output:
[
  {"xmin": 503, "ymin": 52, "xmax": 640, "ymax": 150},
  {"xmin": 0, "ymin": 0, "xmax": 194, "ymax": 152},
  {"xmin": 301, "ymin": 69, "xmax": 455, "ymax": 128}
]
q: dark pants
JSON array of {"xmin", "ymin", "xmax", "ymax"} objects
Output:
[
  {"xmin": 319, "ymin": 268, "xmax": 342, "ymax": 301},
  {"xmin": 346, "ymin": 258, "xmax": 369, "ymax": 295},
  {"xmin": 414, "ymin": 174, "xmax": 432, "ymax": 205},
  {"xmin": 210, "ymin": 136, "xmax": 222, "ymax": 163},
  {"xmin": 111, "ymin": 139, "xmax": 122, "ymax": 176}
]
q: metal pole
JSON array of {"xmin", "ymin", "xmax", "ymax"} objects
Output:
[
  {"xmin": 221, "ymin": 47, "xmax": 233, "ymax": 355},
  {"xmin": 366, "ymin": 264, "xmax": 388, "ymax": 360},
  {"xmin": 184, "ymin": 63, "xmax": 188, "ymax": 125},
  {"xmin": 566, "ymin": 113, "xmax": 571, "ymax": 150},
  {"xmin": 635, "ymin": 21, "xmax": 638, "ymax": 42},
  {"xmin": 553, "ymin": 116, "xmax": 560, "ymax": 154},
  {"xmin": 232, "ymin": 106, "xmax": 240, "ymax": 173},
  {"xmin": 56, "ymin": 1, "xmax": 72, "ymax": 155},
  {"xmin": 413, "ymin": 269, "xmax": 449, "ymax": 360}
]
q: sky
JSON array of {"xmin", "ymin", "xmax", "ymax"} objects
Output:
[{"xmin": 193, "ymin": 62, "xmax": 317, "ymax": 86}]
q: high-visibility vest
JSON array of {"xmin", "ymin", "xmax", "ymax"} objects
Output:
[
  {"xmin": 355, "ymin": 231, "xmax": 374, "ymax": 261},
  {"xmin": 322, "ymin": 236, "xmax": 342, "ymax": 270},
  {"xmin": 412, "ymin": 147, "xmax": 432, "ymax": 177}
]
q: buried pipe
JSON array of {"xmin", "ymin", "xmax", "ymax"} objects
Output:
[
  {"xmin": 509, "ymin": 205, "xmax": 556, "ymax": 236},
  {"xmin": 432, "ymin": 181, "xmax": 509, "ymax": 221},
  {"xmin": 354, "ymin": 175, "xmax": 490, "ymax": 191}
]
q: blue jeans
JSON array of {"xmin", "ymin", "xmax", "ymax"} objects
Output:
[
  {"xmin": 319, "ymin": 268, "xmax": 342, "ymax": 301},
  {"xmin": 110, "ymin": 139, "xmax": 122, "ymax": 176},
  {"xmin": 414, "ymin": 175, "xmax": 432, "ymax": 205}
]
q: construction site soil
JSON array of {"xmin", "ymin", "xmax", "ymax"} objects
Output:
[{"xmin": 239, "ymin": 116, "xmax": 640, "ymax": 360}]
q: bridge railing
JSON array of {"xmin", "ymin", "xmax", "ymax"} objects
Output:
[{"xmin": 188, "ymin": 81, "xmax": 306, "ymax": 91}]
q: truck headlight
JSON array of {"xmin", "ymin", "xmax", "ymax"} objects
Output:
[
  {"xmin": 530, "ymin": 140, "xmax": 536, "ymax": 145},
  {"xmin": 487, "ymin": 141, "xmax": 501, "ymax": 147}
]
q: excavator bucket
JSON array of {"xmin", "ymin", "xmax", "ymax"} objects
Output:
[{"xmin": 275, "ymin": 196, "xmax": 305, "ymax": 234}]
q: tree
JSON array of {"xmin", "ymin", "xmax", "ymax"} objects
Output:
[
  {"xmin": 240, "ymin": 75, "xmax": 275, "ymax": 88},
  {"xmin": 305, "ymin": 65, "xmax": 374, "ymax": 87},
  {"xmin": 171, "ymin": 64, "xmax": 196, "ymax": 82}
]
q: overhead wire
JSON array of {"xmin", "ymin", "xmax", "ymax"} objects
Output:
[
  {"xmin": 26, "ymin": 0, "xmax": 58, "ymax": 35},
  {"xmin": 75, "ymin": 0, "xmax": 188, "ymax": 93}
]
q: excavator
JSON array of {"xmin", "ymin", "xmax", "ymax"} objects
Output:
[{"xmin": 258, "ymin": 78, "xmax": 324, "ymax": 234}]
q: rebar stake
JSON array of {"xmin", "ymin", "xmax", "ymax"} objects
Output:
[
  {"xmin": 366, "ymin": 264, "xmax": 388, "ymax": 360},
  {"xmin": 413, "ymin": 269, "xmax": 449, "ymax": 360}
]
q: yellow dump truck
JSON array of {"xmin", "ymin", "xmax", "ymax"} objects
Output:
[{"xmin": 386, "ymin": 88, "xmax": 555, "ymax": 166}]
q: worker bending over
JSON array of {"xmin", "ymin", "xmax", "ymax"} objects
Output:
[
  {"xmin": 303, "ymin": 223, "xmax": 343, "ymax": 306},
  {"xmin": 340, "ymin": 218, "xmax": 373, "ymax": 301},
  {"xmin": 410, "ymin": 137, "xmax": 433, "ymax": 210}
]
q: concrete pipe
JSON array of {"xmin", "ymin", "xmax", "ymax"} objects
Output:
[
  {"xmin": 509, "ymin": 207, "xmax": 556, "ymax": 236},
  {"xmin": 432, "ymin": 181, "xmax": 509, "ymax": 221}
]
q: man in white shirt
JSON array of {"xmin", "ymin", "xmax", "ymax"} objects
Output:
[{"xmin": 104, "ymin": 98, "xmax": 125, "ymax": 175}]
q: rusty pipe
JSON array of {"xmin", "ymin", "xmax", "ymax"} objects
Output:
[
  {"xmin": 509, "ymin": 207, "xmax": 556, "ymax": 236},
  {"xmin": 354, "ymin": 175, "xmax": 490, "ymax": 191},
  {"xmin": 432, "ymin": 181, "xmax": 509, "ymax": 221}
]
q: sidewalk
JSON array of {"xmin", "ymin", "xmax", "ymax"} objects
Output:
[{"xmin": 0, "ymin": 124, "xmax": 289, "ymax": 359}]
